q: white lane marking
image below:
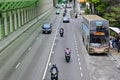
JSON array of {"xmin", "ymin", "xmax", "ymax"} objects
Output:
[
  {"xmin": 16, "ymin": 63, "xmax": 21, "ymax": 69},
  {"xmin": 28, "ymin": 47, "xmax": 31, "ymax": 51},
  {"xmin": 77, "ymin": 54, "xmax": 79, "ymax": 57},
  {"xmin": 76, "ymin": 51, "xmax": 79, "ymax": 53},
  {"xmin": 75, "ymin": 45, "xmax": 77, "ymax": 48},
  {"xmin": 79, "ymin": 67, "xmax": 82, "ymax": 71},
  {"xmin": 79, "ymin": 62, "xmax": 81, "ymax": 65},
  {"xmin": 42, "ymin": 21, "xmax": 60, "ymax": 80},
  {"xmin": 81, "ymin": 72, "xmax": 83, "ymax": 77},
  {"xmin": 78, "ymin": 58, "xmax": 80, "ymax": 61},
  {"xmin": 49, "ymin": 62, "xmax": 51, "ymax": 66},
  {"xmin": 76, "ymin": 47, "xmax": 78, "ymax": 51}
]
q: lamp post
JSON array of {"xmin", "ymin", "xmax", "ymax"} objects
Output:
[{"xmin": 73, "ymin": 0, "xmax": 75, "ymax": 13}]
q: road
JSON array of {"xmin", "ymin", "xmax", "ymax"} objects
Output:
[
  {"xmin": 2, "ymin": 8, "xmax": 120, "ymax": 80},
  {"xmin": 45, "ymin": 11, "xmax": 90, "ymax": 80},
  {"xmin": 3, "ymin": 8, "xmax": 89, "ymax": 80}
]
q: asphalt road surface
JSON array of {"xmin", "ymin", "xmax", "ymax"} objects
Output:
[
  {"xmin": 3, "ymin": 8, "xmax": 120, "ymax": 80},
  {"xmin": 4, "ymin": 8, "xmax": 90, "ymax": 80}
]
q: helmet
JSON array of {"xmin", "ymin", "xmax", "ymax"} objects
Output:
[
  {"xmin": 66, "ymin": 48, "xmax": 69, "ymax": 50},
  {"xmin": 52, "ymin": 64, "xmax": 56, "ymax": 67}
]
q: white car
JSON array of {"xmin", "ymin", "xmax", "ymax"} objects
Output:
[{"xmin": 63, "ymin": 16, "xmax": 70, "ymax": 23}]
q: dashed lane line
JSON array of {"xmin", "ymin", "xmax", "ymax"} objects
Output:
[
  {"xmin": 79, "ymin": 62, "xmax": 81, "ymax": 65},
  {"xmin": 76, "ymin": 51, "xmax": 79, "ymax": 53},
  {"xmin": 16, "ymin": 63, "xmax": 21, "ymax": 69},
  {"xmin": 77, "ymin": 54, "xmax": 79, "ymax": 57},
  {"xmin": 28, "ymin": 47, "xmax": 31, "ymax": 51},
  {"xmin": 81, "ymin": 72, "xmax": 83, "ymax": 77},
  {"xmin": 78, "ymin": 58, "xmax": 80, "ymax": 61},
  {"xmin": 79, "ymin": 67, "xmax": 82, "ymax": 71}
]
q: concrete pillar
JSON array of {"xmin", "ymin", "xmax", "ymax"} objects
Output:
[
  {"xmin": 24, "ymin": 8, "xmax": 27, "ymax": 23},
  {"xmin": 34, "ymin": 7, "xmax": 36, "ymax": 17},
  {"xmin": 34, "ymin": 7, "xmax": 35, "ymax": 17},
  {"xmin": 31, "ymin": 7, "xmax": 33, "ymax": 19},
  {"xmin": 33, "ymin": 7, "xmax": 35, "ymax": 18},
  {"xmin": 13, "ymin": 10, "xmax": 17, "ymax": 30},
  {"xmin": 0, "ymin": 16, "xmax": 4, "ymax": 39},
  {"xmin": 3, "ymin": 13, "xmax": 9, "ymax": 36},
  {"xmin": 33, "ymin": 7, "xmax": 35, "ymax": 17},
  {"xmin": 21, "ymin": 9, "xmax": 24, "ymax": 25},
  {"xmin": 8, "ymin": 11, "xmax": 14, "ymax": 32},
  {"xmin": 26, "ymin": 8, "xmax": 29, "ymax": 22},
  {"xmin": 30, "ymin": 8, "xmax": 32, "ymax": 20},
  {"xmin": 29, "ymin": 8, "xmax": 31, "ymax": 20},
  {"xmin": 17, "ymin": 9, "xmax": 21, "ymax": 27}
]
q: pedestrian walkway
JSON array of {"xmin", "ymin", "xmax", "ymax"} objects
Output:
[{"xmin": 110, "ymin": 48, "xmax": 120, "ymax": 68}]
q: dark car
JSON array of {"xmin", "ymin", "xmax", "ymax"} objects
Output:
[
  {"xmin": 42, "ymin": 23, "xmax": 52, "ymax": 34},
  {"xmin": 63, "ymin": 16, "xmax": 70, "ymax": 23}
]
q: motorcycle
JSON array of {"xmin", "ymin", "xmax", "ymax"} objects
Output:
[
  {"xmin": 60, "ymin": 32, "xmax": 64, "ymax": 37},
  {"xmin": 65, "ymin": 52, "xmax": 71, "ymax": 62},
  {"xmin": 59, "ymin": 29, "xmax": 64, "ymax": 37},
  {"xmin": 51, "ymin": 68, "xmax": 58, "ymax": 80}
]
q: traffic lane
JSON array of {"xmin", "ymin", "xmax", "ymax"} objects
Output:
[
  {"xmin": 6, "ymin": 11, "xmax": 62, "ymax": 80},
  {"xmin": 71, "ymin": 17, "xmax": 90, "ymax": 80},
  {"xmin": 45, "ymin": 20, "xmax": 82, "ymax": 80}
]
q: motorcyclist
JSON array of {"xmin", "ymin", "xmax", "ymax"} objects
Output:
[
  {"xmin": 50, "ymin": 64, "xmax": 59, "ymax": 73},
  {"xmin": 64, "ymin": 48, "xmax": 71, "ymax": 55},
  {"xmin": 50, "ymin": 64, "xmax": 58, "ymax": 80},
  {"xmin": 59, "ymin": 27, "xmax": 64, "ymax": 33},
  {"xmin": 59, "ymin": 27, "xmax": 64, "ymax": 37},
  {"xmin": 64, "ymin": 48, "xmax": 71, "ymax": 62}
]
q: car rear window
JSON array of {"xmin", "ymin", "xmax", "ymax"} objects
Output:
[{"xmin": 43, "ymin": 24, "xmax": 50, "ymax": 28}]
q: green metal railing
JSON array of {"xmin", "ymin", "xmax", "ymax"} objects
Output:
[{"xmin": 0, "ymin": 0, "xmax": 38, "ymax": 12}]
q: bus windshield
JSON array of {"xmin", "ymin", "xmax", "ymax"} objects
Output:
[{"xmin": 90, "ymin": 37, "xmax": 108, "ymax": 47}]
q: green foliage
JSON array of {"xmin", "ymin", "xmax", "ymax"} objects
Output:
[
  {"xmin": 103, "ymin": 6, "xmax": 120, "ymax": 27},
  {"xmin": 84, "ymin": 8, "xmax": 91, "ymax": 14},
  {"xmin": 87, "ymin": 0, "xmax": 120, "ymax": 27},
  {"xmin": 86, "ymin": 0, "xmax": 100, "ymax": 4}
]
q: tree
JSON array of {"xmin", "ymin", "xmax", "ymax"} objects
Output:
[
  {"xmin": 103, "ymin": 6, "xmax": 120, "ymax": 27},
  {"xmin": 86, "ymin": 0, "xmax": 100, "ymax": 14}
]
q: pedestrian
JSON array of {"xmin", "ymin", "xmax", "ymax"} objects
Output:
[
  {"xmin": 109, "ymin": 38, "xmax": 113, "ymax": 48},
  {"xmin": 117, "ymin": 39, "xmax": 120, "ymax": 52},
  {"xmin": 112, "ymin": 38, "xmax": 115, "ymax": 48}
]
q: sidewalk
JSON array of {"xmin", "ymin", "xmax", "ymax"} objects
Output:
[{"xmin": 110, "ymin": 48, "xmax": 120, "ymax": 68}]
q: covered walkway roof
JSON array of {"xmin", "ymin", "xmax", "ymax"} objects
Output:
[
  {"xmin": 109, "ymin": 27, "xmax": 120, "ymax": 34},
  {"xmin": 0, "ymin": 0, "xmax": 38, "ymax": 12}
]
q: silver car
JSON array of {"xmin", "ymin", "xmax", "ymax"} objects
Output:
[{"xmin": 63, "ymin": 16, "xmax": 70, "ymax": 23}]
